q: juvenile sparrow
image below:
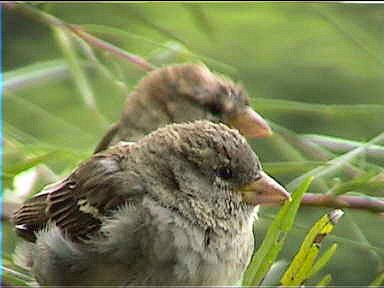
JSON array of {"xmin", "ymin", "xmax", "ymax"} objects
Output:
[
  {"xmin": 94, "ymin": 63, "xmax": 272, "ymax": 153},
  {"xmin": 14, "ymin": 121, "xmax": 289, "ymax": 286}
]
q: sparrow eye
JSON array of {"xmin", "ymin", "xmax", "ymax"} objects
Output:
[
  {"xmin": 208, "ymin": 101, "xmax": 222, "ymax": 116},
  {"xmin": 216, "ymin": 167, "xmax": 233, "ymax": 180}
]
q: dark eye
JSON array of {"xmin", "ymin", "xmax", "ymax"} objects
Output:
[
  {"xmin": 208, "ymin": 101, "xmax": 222, "ymax": 116},
  {"xmin": 216, "ymin": 167, "xmax": 233, "ymax": 180}
]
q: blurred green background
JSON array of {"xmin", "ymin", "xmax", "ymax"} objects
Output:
[{"xmin": 3, "ymin": 2, "xmax": 384, "ymax": 286}]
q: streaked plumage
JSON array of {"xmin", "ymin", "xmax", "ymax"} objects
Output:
[{"xmin": 14, "ymin": 121, "xmax": 289, "ymax": 286}]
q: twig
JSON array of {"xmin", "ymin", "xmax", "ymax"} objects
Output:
[
  {"xmin": 301, "ymin": 193, "xmax": 384, "ymax": 213},
  {"xmin": 4, "ymin": 193, "xmax": 382, "ymax": 222},
  {"xmin": 69, "ymin": 25, "xmax": 156, "ymax": 72},
  {"xmin": 5, "ymin": 2, "xmax": 156, "ymax": 72},
  {"xmin": 303, "ymin": 134, "xmax": 384, "ymax": 162}
]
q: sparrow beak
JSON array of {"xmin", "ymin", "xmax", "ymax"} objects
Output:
[
  {"xmin": 238, "ymin": 171, "xmax": 291, "ymax": 205},
  {"xmin": 228, "ymin": 107, "xmax": 273, "ymax": 138}
]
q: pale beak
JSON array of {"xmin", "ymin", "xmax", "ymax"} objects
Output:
[
  {"xmin": 228, "ymin": 107, "xmax": 273, "ymax": 138},
  {"xmin": 238, "ymin": 171, "xmax": 291, "ymax": 205}
]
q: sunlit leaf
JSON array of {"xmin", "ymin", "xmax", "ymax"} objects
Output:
[
  {"xmin": 280, "ymin": 210, "xmax": 343, "ymax": 286},
  {"xmin": 316, "ymin": 274, "xmax": 332, "ymax": 287},
  {"xmin": 242, "ymin": 176, "xmax": 313, "ymax": 286}
]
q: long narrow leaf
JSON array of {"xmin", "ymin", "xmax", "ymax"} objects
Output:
[
  {"xmin": 242, "ymin": 176, "xmax": 313, "ymax": 286},
  {"xmin": 4, "ymin": 59, "xmax": 70, "ymax": 93},
  {"xmin": 370, "ymin": 271, "xmax": 384, "ymax": 287},
  {"xmin": 280, "ymin": 210, "xmax": 343, "ymax": 286},
  {"xmin": 316, "ymin": 274, "xmax": 332, "ymax": 287},
  {"xmin": 309, "ymin": 243, "xmax": 338, "ymax": 279},
  {"xmin": 53, "ymin": 27, "xmax": 96, "ymax": 110}
]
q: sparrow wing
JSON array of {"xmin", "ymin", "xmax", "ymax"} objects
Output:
[{"xmin": 13, "ymin": 143, "xmax": 141, "ymax": 242}]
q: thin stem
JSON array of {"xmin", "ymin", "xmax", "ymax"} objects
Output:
[
  {"xmin": 69, "ymin": 25, "xmax": 156, "ymax": 72},
  {"xmin": 6, "ymin": 3, "xmax": 156, "ymax": 72},
  {"xmin": 288, "ymin": 132, "xmax": 384, "ymax": 191},
  {"xmin": 346, "ymin": 214, "xmax": 383, "ymax": 271},
  {"xmin": 304, "ymin": 134, "xmax": 384, "ymax": 162},
  {"xmin": 270, "ymin": 121, "xmax": 363, "ymax": 179},
  {"xmin": 301, "ymin": 193, "xmax": 384, "ymax": 213}
]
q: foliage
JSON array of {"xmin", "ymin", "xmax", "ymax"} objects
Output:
[
  {"xmin": 3, "ymin": 2, "xmax": 384, "ymax": 286},
  {"xmin": 243, "ymin": 177, "xmax": 313, "ymax": 285}
]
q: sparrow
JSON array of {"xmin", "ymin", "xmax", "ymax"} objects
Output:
[
  {"xmin": 94, "ymin": 63, "xmax": 272, "ymax": 153},
  {"xmin": 13, "ymin": 121, "xmax": 289, "ymax": 286}
]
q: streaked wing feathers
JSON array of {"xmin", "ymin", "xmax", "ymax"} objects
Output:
[{"xmin": 13, "ymin": 146, "xmax": 136, "ymax": 242}]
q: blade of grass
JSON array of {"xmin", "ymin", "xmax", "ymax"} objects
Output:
[
  {"xmin": 252, "ymin": 98, "xmax": 384, "ymax": 116},
  {"xmin": 263, "ymin": 161, "xmax": 326, "ymax": 177},
  {"xmin": 82, "ymin": 24, "xmax": 237, "ymax": 74},
  {"xmin": 4, "ymin": 59, "xmax": 71, "ymax": 94},
  {"xmin": 75, "ymin": 35, "xmax": 127, "ymax": 90},
  {"xmin": 280, "ymin": 209, "xmax": 343, "ymax": 286},
  {"xmin": 308, "ymin": 243, "xmax": 338, "ymax": 279},
  {"xmin": 8, "ymin": 3, "xmax": 156, "ymax": 73},
  {"xmin": 269, "ymin": 121, "xmax": 364, "ymax": 179},
  {"xmin": 5, "ymin": 151, "xmax": 58, "ymax": 177},
  {"xmin": 346, "ymin": 213, "xmax": 383, "ymax": 273},
  {"xmin": 123, "ymin": 7, "xmax": 188, "ymax": 46},
  {"xmin": 69, "ymin": 25, "xmax": 156, "ymax": 72},
  {"xmin": 316, "ymin": 274, "xmax": 332, "ymax": 287},
  {"xmin": 312, "ymin": 5, "xmax": 384, "ymax": 67},
  {"xmin": 242, "ymin": 176, "xmax": 313, "ymax": 286},
  {"xmin": 53, "ymin": 27, "xmax": 96, "ymax": 111},
  {"xmin": 288, "ymin": 131, "xmax": 384, "ymax": 191},
  {"xmin": 258, "ymin": 132, "xmax": 307, "ymax": 162},
  {"xmin": 259, "ymin": 211, "xmax": 384, "ymax": 257},
  {"xmin": 4, "ymin": 122, "xmax": 89, "ymax": 157},
  {"xmin": 370, "ymin": 271, "xmax": 384, "ymax": 287},
  {"xmin": 4, "ymin": 95, "xmax": 96, "ymax": 142},
  {"xmin": 328, "ymin": 172, "xmax": 384, "ymax": 196},
  {"xmin": 183, "ymin": 3, "xmax": 215, "ymax": 39},
  {"xmin": 1, "ymin": 265, "xmax": 33, "ymax": 283}
]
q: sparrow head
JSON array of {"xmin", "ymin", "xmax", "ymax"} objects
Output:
[
  {"xmin": 141, "ymin": 121, "xmax": 289, "ymax": 212},
  {"xmin": 133, "ymin": 64, "xmax": 272, "ymax": 138}
]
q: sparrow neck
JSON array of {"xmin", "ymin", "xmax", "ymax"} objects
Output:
[
  {"xmin": 116, "ymin": 96, "xmax": 170, "ymax": 142},
  {"xmin": 176, "ymin": 192, "xmax": 256, "ymax": 236}
]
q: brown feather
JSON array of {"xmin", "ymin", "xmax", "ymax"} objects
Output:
[{"xmin": 13, "ymin": 144, "xmax": 135, "ymax": 242}]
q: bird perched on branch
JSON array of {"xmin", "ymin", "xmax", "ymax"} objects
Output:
[
  {"xmin": 14, "ymin": 121, "xmax": 289, "ymax": 286},
  {"xmin": 94, "ymin": 63, "xmax": 272, "ymax": 153}
]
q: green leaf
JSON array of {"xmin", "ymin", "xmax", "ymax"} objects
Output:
[
  {"xmin": 4, "ymin": 151, "xmax": 58, "ymax": 177},
  {"xmin": 53, "ymin": 26, "xmax": 96, "ymax": 111},
  {"xmin": 252, "ymin": 98, "xmax": 384, "ymax": 116},
  {"xmin": 83, "ymin": 24, "xmax": 236, "ymax": 74},
  {"xmin": 309, "ymin": 243, "xmax": 338, "ymax": 278},
  {"xmin": 370, "ymin": 271, "xmax": 384, "ymax": 287},
  {"xmin": 263, "ymin": 161, "xmax": 326, "ymax": 177},
  {"xmin": 280, "ymin": 210, "xmax": 343, "ymax": 286},
  {"xmin": 316, "ymin": 274, "xmax": 332, "ymax": 287},
  {"xmin": 288, "ymin": 131, "xmax": 384, "ymax": 191},
  {"xmin": 242, "ymin": 176, "xmax": 313, "ymax": 286},
  {"xmin": 328, "ymin": 171, "xmax": 384, "ymax": 196},
  {"xmin": 4, "ymin": 59, "xmax": 70, "ymax": 93},
  {"xmin": 2, "ymin": 263, "xmax": 32, "ymax": 287}
]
